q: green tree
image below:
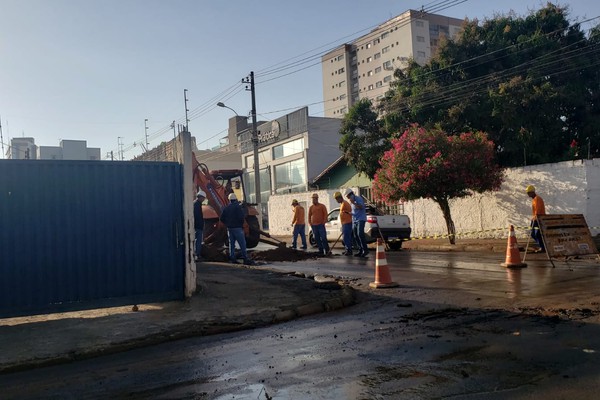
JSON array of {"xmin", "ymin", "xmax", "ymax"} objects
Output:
[
  {"xmin": 339, "ymin": 98, "xmax": 389, "ymax": 179},
  {"xmin": 372, "ymin": 125, "xmax": 504, "ymax": 244},
  {"xmin": 377, "ymin": 3, "xmax": 600, "ymax": 167}
]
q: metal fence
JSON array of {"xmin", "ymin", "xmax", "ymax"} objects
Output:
[{"xmin": 0, "ymin": 160, "xmax": 184, "ymax": 318}]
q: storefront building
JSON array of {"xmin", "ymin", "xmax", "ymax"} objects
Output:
[{"xmin": 234, "ymin": 107, "xmax": 342, "ymax": 229}]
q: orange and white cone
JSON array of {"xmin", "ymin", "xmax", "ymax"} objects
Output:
[
  {"xmin": 501, "ymin": 225, "xmax": 527, "ymax": 268},
  {"xmin": 369, "ymin": 238, "xmax": 399, "ymax": 288}
]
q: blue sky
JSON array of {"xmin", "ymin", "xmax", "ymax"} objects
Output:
[{"xmin": 1, "ymin": 0, "xmax": 599, "ymax": 159}]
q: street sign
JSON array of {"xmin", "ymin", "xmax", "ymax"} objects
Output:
[{"xmin": 537, "ymin": 214, "xmax": 599, "ymax": 258}]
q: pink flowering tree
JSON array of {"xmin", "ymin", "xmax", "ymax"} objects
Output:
[{"xmin": 373, "ymin": 124, "xmax": 504, "ymax": 244}]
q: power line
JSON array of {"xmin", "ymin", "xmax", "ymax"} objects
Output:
[
  {"xmin": 113, "ymin": 2, "xmax": 599, "ymax": 160},
  {"xmin": 256, "ymin": 1, "xmax": 468, "ymax": 81},
  {"xmin": 386, "ymin": 32, "xmax": 600, "ymax": 116},
  {"xmin": 105, "ymin": 3, "xmax": 470, "ymax": 159}
]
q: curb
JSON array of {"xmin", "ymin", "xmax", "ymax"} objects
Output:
[{"xmin": 0, "ymin": 284, "xmax": 356, "ymax": 375}]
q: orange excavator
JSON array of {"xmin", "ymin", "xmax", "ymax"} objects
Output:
[{"xmin": 192, "ymin": 153, "xmax": 284, "ymax": 248}]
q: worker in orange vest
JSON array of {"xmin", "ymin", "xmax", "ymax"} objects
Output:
[
  {"xmin": 291, "ymin": 199, "xmax": 307, "ymax": 250},
  {"xmin": 526, "ymin": 185, "xmax": 546, "ymax": 253},
  {"xmin": 334, "ymin": 191, "xmax": 353, "ymax": 256},
  {"xmin": 308, "ymin": 193, "xmax": 329, "ymax": 255}
]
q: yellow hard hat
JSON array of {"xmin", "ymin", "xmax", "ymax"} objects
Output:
[
  {"xmin": 291, "ymin": 199, "xmax": 298, "ymax": 205},
  {"xmin": 333, "ymin": 191, "xmax": 342, "ymax": 198},
  {"xmin": 525, "ymin": 185, "xmax": 535, "ymax": 193}
]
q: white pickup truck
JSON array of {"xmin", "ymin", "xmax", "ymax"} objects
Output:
[{"xmin": 309, "ymin": 204, "xmax": 411, "ymax": 250}]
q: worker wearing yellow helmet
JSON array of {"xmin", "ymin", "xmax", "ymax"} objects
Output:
[
  {"xmin": 308, "ymin": 193, "xmax": 330, "ymax": 255},
  {"xmin": 334, "ymin": 191, "xmax": 353, "ymax": 256},
  {"xmin": 290, "ymin": 199, "xmax": 307, "ymax": 250},
  {"xmin": 526, "ymin": 185, "xmax": 546, "ymax": 253}
]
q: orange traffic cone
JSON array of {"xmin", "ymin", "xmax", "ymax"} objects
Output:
[
  {"xmin": 369, "ymin": 238, "xmax": 399, "ymax": 288},
  {"xmin": 501, "ymin": 225, "xmax": 527, "ymax": 268}
]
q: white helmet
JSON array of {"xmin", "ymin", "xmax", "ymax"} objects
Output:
[
  {"xmin": 196, "ymin": 189, "xmax": 206, "ymax": 198},
  {"xmin": 228, "ymin": 193, "xmax": 237, "ymax": 201},
  {"xmin": 343, "ymin": 188, "xmax": 353, "ymax": 197}
]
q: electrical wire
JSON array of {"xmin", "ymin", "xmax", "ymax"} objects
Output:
[
  {"xmin": 256, "ymin": 1, "xmax": 468, "ymax": 81},
  {"xmin": 107, "ymin": 2, "xmax": 470, "ymax": 158},
  {"xmin": 114, "ymin": 3, "xmax": 599, "ymax": 160}
]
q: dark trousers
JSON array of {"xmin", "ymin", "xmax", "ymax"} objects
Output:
[
  {"xmin": 353, "ymin": 220, "xmax": 368, "ymax": 255},
  {"xmin": 292, "ymin": 224, "xmax": 307, "ymax": 248},
  {"xmin": 342, "ymin": 223, "xmax": 353, "ymax": 252},
  {"xmin": 530, "ymin": 219, "xmax": 545, "ymax": 250},
  {"xmin": 195, "ymin": 228, "xmax": 203, "ymax": 260},
  {"xmin": 312, "ymin": 224, "xmax": 329, "ymax": 254}
]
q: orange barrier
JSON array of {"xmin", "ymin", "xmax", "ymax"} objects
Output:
[
  {"xmin": 501, "ymin": 225, "xmax": 527, "ymax": 269},
  {"xmin": 369, "ymin": 238, "xmax": 399, "ymax": 288}
]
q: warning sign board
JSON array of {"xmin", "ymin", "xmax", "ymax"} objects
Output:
[{"xmin": 537, "ymin": 214, "xmax": 599, "ymax": 258}]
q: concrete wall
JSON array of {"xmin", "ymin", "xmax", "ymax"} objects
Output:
[
  {"xmin": 403, "ymin": 159, "xmax": 600, "ymax": 240},
  {"xmin": 61, "ymin": 140, "xmax": 87, "ymax": 160},
  {"xmin": 266, "ymin": 159, "xmax": 600, "ymax": 240},
  {"xmin": 268, "ymin": 190, "xmax": 340, "ymax": 236},
  {"xmin": 306, "ymin": 117, "xmax": 343, "ymax": 181},
  {"xmin": 38, "ymin": 146, "xmax": 62, "ymax": 160}
]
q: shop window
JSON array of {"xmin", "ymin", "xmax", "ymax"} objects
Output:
[
  {"xmin": 274, "ymin": 158, "xmax": 306, "ymax": 193},
  {"xmin": 273, "ymin": 138, "xmax": 304, "ymax": 160}
]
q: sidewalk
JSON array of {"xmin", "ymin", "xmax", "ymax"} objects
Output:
[
  {"xmin": 0, "ymin": 236, "xmax": 568, "ymax": 374},
  {"xmin": 0, "ymin": 263, "xmax": 354, "ymax": 374}
]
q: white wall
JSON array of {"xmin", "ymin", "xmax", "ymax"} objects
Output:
[
  {"xmin": 194, "ymin": 149, "xmax": 242, "ymax": 170},
  {"xmin": 266, "ymin": 160, "xmax": 600, "ymax": 239},
  {"xmin": 61, "ymin": 140, "xmax": 87, "ymax": 160},
  {"xmin": 268, "ymin": 190, "xmax": 340, "ymax": 236},
  {"xmin": 38, "ymin": 146, "xmax": 62, "ymax": 160},
  {"xmin": 403, "ymin": 159, "xmax": 600, "ymax": 240}
]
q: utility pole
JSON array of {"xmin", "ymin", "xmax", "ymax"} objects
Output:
[
  {"xmin": 117, "ymin": 137, "xmax": 124, "ymax": 161},
  {"xmin": 587, "ymin": 137, "xmax": 591, "ymax": 160},
  {"xmin": 183, "ymin": 89, "xmax": 190, "ymax": 132},
  {"xmin": 242, "ymin": 71, "xmax": 261, "ymax": 206},
  {"xmin": 0, "ymin": 115, "xmax": 4, "ymax": 159},
  {"xmin": 171, "ymin": 120, "xmax": 177, "ymax": 160},
  {"xmin": 144, "ymin": 119, "xmax": 149, "ymax": 150}
]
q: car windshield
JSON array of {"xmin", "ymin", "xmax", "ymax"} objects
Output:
[{"xmin": 328, "ymin": 209, "xmax": 340, "ymax": 221}]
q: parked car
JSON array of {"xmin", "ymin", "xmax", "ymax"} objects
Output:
[{"xmin": 308, "ymin": 205, "xmax": 411, "ymax": 250}]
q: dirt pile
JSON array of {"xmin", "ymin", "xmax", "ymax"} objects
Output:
[
  {"xmin": 251, "ymin": 247, "xmax": 322, "ymax": 262},
  {"xmin": 202, "ymin": 246, "xmax": 324, "ymax": 262}
]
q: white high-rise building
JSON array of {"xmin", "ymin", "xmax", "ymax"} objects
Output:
[
  {"xmin": 7, "ymin": 137, "xmax": 100, "ymax": 160},
  {"xmin": 8, "ymin": 137, "xmax": 37, "ymax": 159},
  {"xmin": 322, "ymin": 9, "xmax": 464, "ymax": 118}
]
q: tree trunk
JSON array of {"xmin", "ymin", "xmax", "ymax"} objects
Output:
[{"xmin": 436, "ymin": 197, "xmax": 456, "ymax": 245}]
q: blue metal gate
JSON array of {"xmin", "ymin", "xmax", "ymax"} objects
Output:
[{"xmin": 0, "ymin": 160, "xmax": 184, "ymax": 318}]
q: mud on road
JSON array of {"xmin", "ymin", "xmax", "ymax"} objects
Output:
[{"xmin": 203, "ymin": 245, "xmax": 324, "ymax": 263}]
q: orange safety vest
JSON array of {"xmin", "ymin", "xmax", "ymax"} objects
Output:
[
  {"xmin": 532, "ymin": 195, "xmax": 546, "ymax": 220},
  {"xmin": 292, "ymin": 205, "xmax": 305, "ymax": 225},
  {"xmin": 339, "ymin": 200, "xmax": 352, "ymax": 225},
  {"xmin": 309, "ymin": 203, "xmax": 328, "ymax": 225}
]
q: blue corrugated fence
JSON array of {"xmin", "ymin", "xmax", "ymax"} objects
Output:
[{"xmin": 0, "ymin": 160, "xmax": 184, "ymax": 318}]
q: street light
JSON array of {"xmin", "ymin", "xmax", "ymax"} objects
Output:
[
  {"xmin": 217, "ymin": 101, "xmax": 261, "ymax": 206},
  {"xmin": 217, "ymin": 102, "xmax": 239, "ymax": 116}
]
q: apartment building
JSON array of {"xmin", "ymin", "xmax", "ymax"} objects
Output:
[
  {"xmin": 7, "ymin": 137, "xmax": 101, "ymax": 160},
  {"xmin": 322, "ymin": 9, "xmax": 464, "ymax": 117},
  {"xmin": 38, "ymin": 139, "xmax": 101, "ymax": 160},
  {"xmin": 7, "ymin": 137, "xmax": 37, "ymax": 159}
]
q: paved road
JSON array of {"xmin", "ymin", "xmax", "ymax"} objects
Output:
[
  {"xmin": 2, "ymin": 251, "xmax": 600, "ymax": 399},
  {"xmin": 270, "ymin": 250, "xmax": 600, "ymax": 310}
]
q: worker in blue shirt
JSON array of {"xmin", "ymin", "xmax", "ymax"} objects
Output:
[
  {"xmin": 220, "ymin": 193, "xmax": 254, "ymax": 265},
  {"xmin": 344, "ymin": 188, "xmax": 368, "ymax": 258}
]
